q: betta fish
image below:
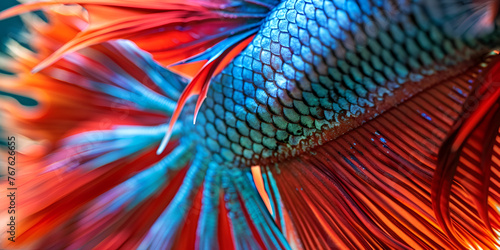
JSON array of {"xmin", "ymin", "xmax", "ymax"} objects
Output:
[{"xmin": 1, "ymin": 0, "xmax": 500, "ymax": 249}]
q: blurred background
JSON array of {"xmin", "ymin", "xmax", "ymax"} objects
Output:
[
  {"xmin": 0, "ymin": 1, "xmax": 34, "ymax": 148},
  {"xmin": 0, "ymin": 0, "xmax": 23, "ymax": 52},
  {"xmin": 0, "ymin": 0, "xmax": 37, "ymax": 103}
]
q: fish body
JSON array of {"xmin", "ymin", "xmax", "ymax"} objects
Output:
[
  {"xmin": 0, "ymin": 0, "xmax": 500, "ymax": 249},
  {"xmin": 193, "ymin": 0, "xmax": 500, "ymax": 166}
]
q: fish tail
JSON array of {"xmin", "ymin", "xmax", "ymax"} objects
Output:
[
  {"xmin": 0, "ymin": 0, "xmax": 279, "ymax": 156},
  {"xmin": 0, "ymin": 6, "xmax": 186, "ymax": 248},
  {"xmin": 0, "ymin": 3, "xmax": 292, "ymax": 249}
]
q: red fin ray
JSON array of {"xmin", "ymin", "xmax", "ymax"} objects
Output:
[
  {"xmin": 30, "ymin": 12, "xmax": 227, "ymax": 73},
  {"xmin": 0, "ymin": 0, "xmax": 269, "ymax": 71},
  {"xmin": 433, "ymin": 54, "xmax": 500, "ymax": 246},
  {"xmin": 156, "ymin": 33, "xmax": 255, "ymax": 154}
]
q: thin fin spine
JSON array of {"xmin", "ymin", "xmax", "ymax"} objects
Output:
[
  {"xmin": 196, "ymin": 163, "xmax": 223, "ymax": 249},
  {"xmin": 45, "ymin": 124, "xmax": 182, "ymax": 172},
  {"xmin": 82, "ymin": 139, "xmax": 194, "ymax": 222},
  {"xmin": 138, "ymin": 153, "xmax": 209, "ymax": 249}
]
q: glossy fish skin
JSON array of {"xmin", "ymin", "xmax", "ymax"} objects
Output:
[{"xmin": 194, "ymin": 0, "xmax": 500, "ymax": 167}]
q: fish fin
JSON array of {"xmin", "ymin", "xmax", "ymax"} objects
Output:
[
  {"xmin": 0, "ymin": 0, "xmax": 277, "ymax": 154},
  {"xmin": 1, "ymin": 5, "xmax": 291, "ymax": 249},
  {"xmin": 0, "ymin": 7, "xmax": 187, "ymax": 145},
  {"xmin": 425, "ymin": 0, "xmax": 500, "ymax": 38},
  {"xmin": 0, "ymin": 9, "xmax": 191, "ymax": 248},
  {"xmin": 254, "ymin": 53, "xmax": 500, "ymax": 249},
  {"xmin": 434, "ymin": 52, "xmax": 500, "ymax": 246},
  {"xmin": 0, "ymin": 0, "xmax": 272, "ymax": 69},
  {"xmin": 130, "ymin": 159, "xmax": 291, "ymax": 250},
  {"xmin": 0, "ymin": 0, "xmax": 276, "ymax": 77},
  {"xmin": 156, "ymin": 33, "xmax": 254, "ymax": 154}
]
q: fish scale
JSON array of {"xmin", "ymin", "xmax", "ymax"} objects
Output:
[{"xmin": 194, "ymin": 0, "xmax": 499, "ymax": 167}]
